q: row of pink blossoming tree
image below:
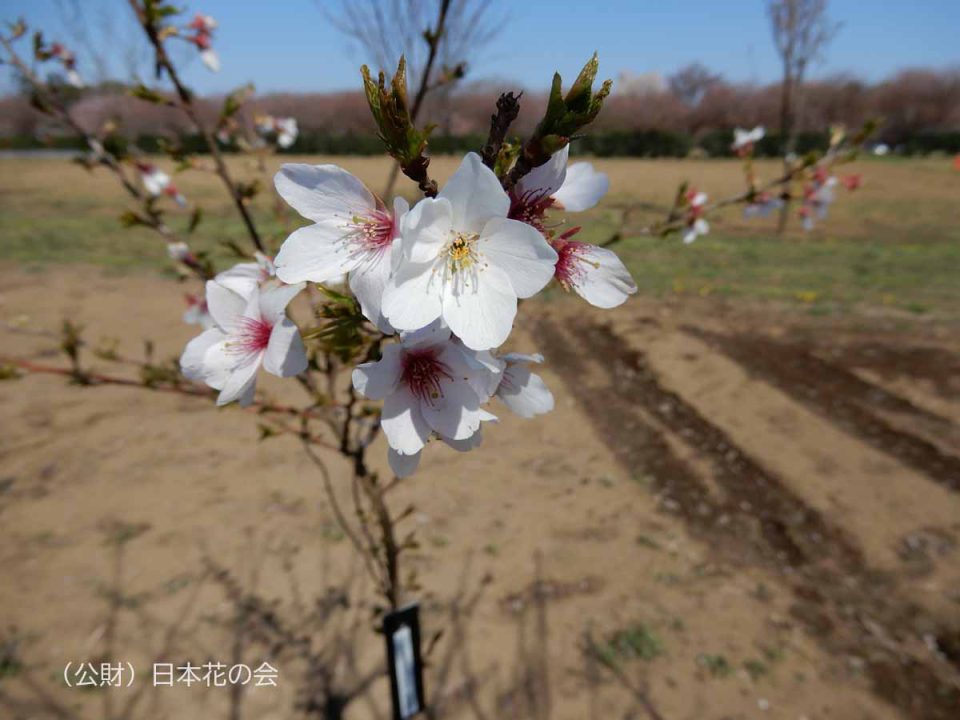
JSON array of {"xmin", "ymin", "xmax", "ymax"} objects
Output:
[{"xmin": 0, "ymin": 1, "xmax": 876, "ymax": 710}]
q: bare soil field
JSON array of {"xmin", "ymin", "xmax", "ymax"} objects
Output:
[
  {"xmin": 1, "ymin": 261, "xmax": 958, "ymax": 719},
  {"xmin": 1, "ymin": 155, "xmax": 959, "ymax": 719}
]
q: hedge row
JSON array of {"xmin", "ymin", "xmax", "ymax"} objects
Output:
[{"xmin": 4, "ymin": 130, "xmax": 960, "ymax": 157}]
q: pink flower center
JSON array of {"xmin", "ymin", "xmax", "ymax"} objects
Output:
[
  {"xmin": 401, "ymin": 347, "xmax": 453, "ymax": 406},
  {"xmin": 349, "ymin": 209, "xmax": 396, "ymax": 255},
  {"xmin": 231, "ymin": 316, "xmax": 272, "ymax": 356},
  {"xmin": 552, "ymin": 239, "xmax": 591, "ymax": 290},
  {"xmin": 508, "ymin": 189, "xmax": 555, "ymax": 232}
]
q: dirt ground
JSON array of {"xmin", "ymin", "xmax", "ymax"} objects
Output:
[{"xmin": 1, "ymin": 262, "xmax": 959, "ymax": 720}]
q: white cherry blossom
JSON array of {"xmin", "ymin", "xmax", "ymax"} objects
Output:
[
  {"xmin": 215, "ymin": 253, "xmax": 276, "ymax": 297},
  {"xmin": 552, "ymin": 231, "xmax": 637, "ymax": 308},
  {"xmin": 381, "ymin": 153, "xmax": 558, "ymax": 351},
  {"xmin": 180, "ymin": 280, "xmax": 306, "ymax": 406},
  {"xmin": 495, "ymin": 353, "xmax": 554, "ymax": 418},
  {"xmin": 273, "ymin": 164, "xmax": 408, "ymax": 332},
  {"xmin": 510, "ymin": 145, "xmax": 609, "ymax": 231},
  {"xmin": 683, "ymin": 190, "xmax": 709, "ymax": 244},
  {"xmin": 732, "ymin": 126, "xmax": 764, "ymax": 153},
  {"xmin": 351, "ymin": 324, "xmax": 496, "ymax": 463}
]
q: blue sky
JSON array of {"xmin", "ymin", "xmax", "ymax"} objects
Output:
[{"xmin": 2, "ymin": 0, "xmax": 958, "ymax": 95}]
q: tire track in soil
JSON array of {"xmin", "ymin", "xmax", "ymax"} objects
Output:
[
  {"xmin": 685, "ymin": 327, "xmax": 960, "ymax": 493},
  {"xmin": 533, "ymin": 316, "xmax": 960, "ymax": 720}
]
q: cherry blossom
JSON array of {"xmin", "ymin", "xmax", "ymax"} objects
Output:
[
  {"xmin": 683, "ymin": 190, "xmax": 709, "ymax": 244},
  {"xmin": 182, "ymin": 293, "xmax": 214, "ymax": 329},
  {"xmin": 381, "ymin": 153, "xmax": 558, "ymax": 351},
  {"xmin": 495, "ymin": 353, "xmax": 554, "ymax": 418},
  {"xmin": 551, "ymin": 228, "xmax": 637, "ymax": 308},
  {"xmin": 49, "ymin": 43, "xmax": 83, "ymax": 88},
  {"xmin": 257, "ymin": 115, "xmax": 299, "ymax": 149},
  {"xmin": 351, "ymin": 323, "xmax": 496, "ymax": 464},
  {"xmin": 799, "ymin": 171, "xmax": 837, "ymax": 231},
  {"xmin": 215, "ymin": 253, "xmax": 276, "ymax": 297},
  {"xmin": 137, "ymin": 162, "xmax": 186, "ymax": 206},
  {"xmin": 272, "ymin": 164, "xmax": 408, "ymax": 332},
  {"xmin": 732, "ymin": 126, "xmax": 764, "ymax": 155},
  {"xmin": 180, "ymin": 280, "xmax": 307, "ymax": 406},
  {"xmin": 187, "ymin": 14, "xmax": 219, "ymax": 72},
  {"xmin": 743, "ymin": 191, "xmax": 784, "ymax": 219},
  {"xmin": 509, "ymin": 145, "xmax": 609, "ymax": 232}
]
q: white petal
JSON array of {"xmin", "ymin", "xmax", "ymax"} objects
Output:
[
  {"xmin": 352, "ymin": 344, "xmax": 403, "ymax": 400},
  {"xmin": 381, "ymin": 262, "xmax": 443, "ymax": 332},
  {"xmin": 497, "ymin": 365, "xmax": 554, "ymax": 418},
  {"xmin": 381, "ymin": 385, "xmax": 431, "ymax": 455},
  {"xmin": 553, "ymin": 162, "xmax": 609, "ymax": 212},
  {"xmin": 441, "ymin": 264, "xmax": 517, "ymax": 351},
  {"xmin": 479, "ymin": 218, "xmax": 558, "ymax": 299},
  {"xmin": 217, "ymin": 354, "xmax": 261, "ymax": 406},
  {"xmin": 349, "ymin": 251, "xmax": 395, "ymax": 332},
  {"xmin": 263, "ymin": 318, "xmax": 307, "ymax": 377},
  {"xmin": 400, "ymin": 318, "xmax": 451, "ymax": 347},
  {"xmin": 274, "ymin": 223, "xmax": 360, "ymax": 284},
  {"xmin": 388, "ymin": 448, "xmax": 421, "ymax": 478},
  {"xmin": 517, "ymin": 146, "xmax": 568, "ymax": 199},
  {"xmin": 439, "ymin": 152, "xmax": 509, "ymax": 234},
  {"xmin": 400, "ymin": 197, "xmax": 453, "ymax": 264},
  {"xmin": 274, "ymin": 164, "xmax": 374, "ymax": 224},
  {"xmin": 258, "ymin": 282, "xmax": 304, "ymax": 325},
  {"xmin": 570, "ymin": 245, "xmax": 637, "ymax": 309},
  {"xmin": 420, "ymin": 378, "xmax": 484, "ymax": 441},
  {"xmin": 200, "ymin": 49, "xmax": 220, "ymax": 72},
  {"xmin": 215, "ymin": 262, "xmax": 262, "ymax": 298},
  {"xmin": 180, "ymin": 327, "xmax": 226, "ymax": 382},
  {"xmin": 206, "ymin": 280, "xmax": 246, "ymax": 329},
  {"xmin": 443, "ymin": 430, "xmax": 483, "ymax": 452}
]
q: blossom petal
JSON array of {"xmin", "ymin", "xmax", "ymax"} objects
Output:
[
  {"xmin": 420, "ymin": 378, "xmax": 484, "ymax": 441},
  {"xmin": 381, "ymin": 262, "xmax": 443, "ymax": 332},
  {"xmin": 517, "ymin": 146, "xmax": 568, "ymax": 199},
  {"xmin": 263, "ymin": 318, "xmax": 307, "ymax": 377},
  {"xmin": 258, "ymin": 282, "xmax": 304, "ymax": 325},
  {"xmin": 217, "ymin": 353, "xmax": 260, "ymax": 406},
  {"xmin": 215, "ymin": 262, "xmax": 262, "ymax": 299},
  {"xmin": 388, "ymin": 448, "xmax": 421, "ymax": 478},
  {"xmin": 479, "ymin": 217, "xmax": 558, "ymax": 298},
  {"xmin": 206, "ymin": 280, "xmax": 246, "ymax": 330},
  {"xmin": 497, "ymin": 364, "xmax": 554, "ymax": 418},
  {"xmin": 349, "ymin": 251, "xmax": 395, "ymax": 332},
  {"xmin": 274, "ymin": 223, "xmax": 360, "ymax": 284},
  {"xmin": 553, "ymin": 162, "xmax": 609, "ymax": 212},
  {"xmin": 569, "ymin": 245, "xmax": 637, "ymax": 309},
  {"xmin": 352, "ymin": 344, "xmax": 403, "ymax": 400},
  {"xmin": 381, "ymin": 385, "xmax": 431, "ymax": 455},
  {"xmin": 443, "ymin": 430, "xmax": 483, "ymax": 452},
  {"xmin": 180, "ymin": 327, "xmax": 226, "ymax": 383},
  {"xmin": 274, "ymin": 164, "xmax": 373, "ymax": 224},
  {"xmin": 439, "ymin": 152, "xmax": 509, "ymax": 234},
  {"xmin": 400, "ymin": 197, "xmax": 453, "ymax": 264},
  {"xmin": 441, "ymin": 264, "xmax": 517, "ymax": 351}
]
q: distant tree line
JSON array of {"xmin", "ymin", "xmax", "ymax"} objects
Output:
[{"xmin": 2, "ymin": 66, "xmax": 959, "ymax": 156}]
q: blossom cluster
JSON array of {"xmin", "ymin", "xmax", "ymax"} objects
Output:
[
  {"xmin": 180, "ymin": 151, "xmax": 637, "ymax": 477},
  {"xmin": 186, "ymin": 13, "xmax": 219, "ymax": 72}
]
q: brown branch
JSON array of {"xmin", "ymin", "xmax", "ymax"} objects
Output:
[
  {"xmin": 481, "ymin": 92, "xmax": 521, "ymax": 170},
  {"xmin": 127, "ymin": 0, "xmax": 265, "ymax": 254}
]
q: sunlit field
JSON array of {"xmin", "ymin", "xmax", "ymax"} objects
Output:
[
  {"xmin": 3, "ymin": 154, "xmax": 959, "ymax": 318},
  {"xmin": 2, "ymin": 153, "xmax": 960, "ymax": 719}
]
